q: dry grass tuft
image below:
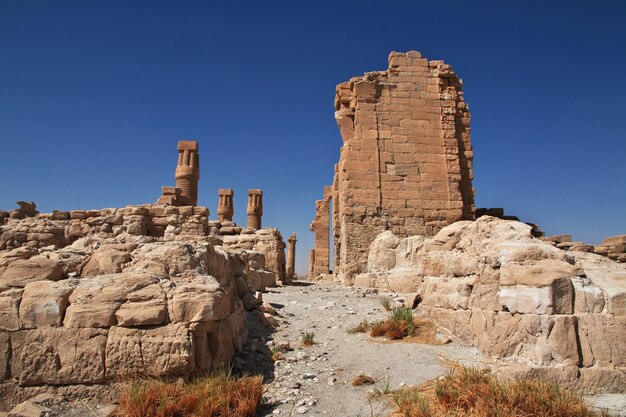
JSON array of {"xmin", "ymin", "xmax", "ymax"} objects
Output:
[
  {"xmin": 352, "ymin": 374, "xmax": 377, "ymax": 386},
  {"xmin": 301, "ymin": 331, "xmax": 316, "ymax": 346},
  {"xmin": 370, "ymin": 307, "xmax": 437, "ymax": 343},
  {"xmin": 115, "ymin": 373, "xmax": 263, "ymax": 417},
  {"xmin": 271, "ymin": 346, "xmax": 283, "ymax": 362},
  {"xmin": 388, "ymin": 365, "xmax": 610, "ymax": 417},
  {"xmin": 347, "ymin": 319, "xmax": 371, "ymax": 334},
  {"xmin": 378, "ymin": 295, "xmax": 393, "ymax": 311}
]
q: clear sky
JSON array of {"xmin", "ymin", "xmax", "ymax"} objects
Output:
[{"xmin": 1, "ymin": 0, "xmax": 625, "ymax": 275}]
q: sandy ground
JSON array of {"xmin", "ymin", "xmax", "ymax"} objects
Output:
[
  {"xmin": 244, "ymin": 282, "xmax": 491, "ymax": 416},
  {"xmin": 241, "ymin": 281, "xmax": 626, "ymax": 417}
]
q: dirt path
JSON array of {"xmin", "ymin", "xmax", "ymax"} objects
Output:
[{"xmin": 241, "ymin": 281, "xmax": 489, "ymax": 416}]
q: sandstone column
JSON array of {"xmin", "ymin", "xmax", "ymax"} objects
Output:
[
  {"xmin": 308, "ymin": 249, "xmax": 315, "ymax": 280},
  {"xmin": 217, "ymin": 189, "xmax": 234, "ymax": 222},
  {"xmin": 175, "ymin": 140, "xmax": 200, "ymax": 206},
  {"xmin": 247, "ymin": 189, "xmax": 263, "ymax": 229},
  {"xmin": 287, "ymin": 233, "xmax": 297, "ymax": 281}
]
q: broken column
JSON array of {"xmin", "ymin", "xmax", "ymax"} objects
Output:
[
  {"xmin": 217, "ymin": 189, "xmax": 234, "ymax": 222},
  {"xmin": 247, "ymin": 189, "xmax": 263, "ymax": 229},
  {"xmin": 175, "ymin": 140, "xmax": 200, "ymax": 206},
  {"xmin": 310, "ymin": 186, "xmax": 331, "ymax": 277},
  {"xmin": 287, "ymin": 233, "xmax": 297, "ymax": 281}
]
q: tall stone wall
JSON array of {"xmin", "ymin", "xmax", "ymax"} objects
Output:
[{"xmin": 314, "ymin": 51, "xmax": 475, "ymax": 284}]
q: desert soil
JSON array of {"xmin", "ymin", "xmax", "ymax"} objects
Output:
[
  {"xmin": 242, "ymin": 281, "xmax": 491, "ymax": 416},
  {"xmin": 242, "ymin": 281, "xmax": 626, "ymax": 417}
]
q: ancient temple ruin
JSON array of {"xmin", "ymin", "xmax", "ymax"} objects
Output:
[{"xmin": 310, "ymin": 51, "xmax": 475, "ymax": 283}]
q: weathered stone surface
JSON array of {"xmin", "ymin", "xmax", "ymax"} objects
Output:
[
  {"xmin": 105, "ymin": 324, "xmax": 193, "ymax": 377},
  {"xmin": 358, "ymin": 216, "xmax": 626, "ymax": 392},
  {"xmin": 312, "ymin": 51, "xmax": 475, "ymax": 283},
  {"xmin": 19, "ymin": 280, "xmax": 76, "ymax": 329},
  {"xmin": 0, "ymin": 289, "xmax": 23, "ymax": 331},
  {"xmin": 0, "ymin": 258, "xmax": 63, "ymax": 290},
  {"xmin": 366, "ymin": 231, "xmax": 402, "ymax": 273},
  {"xmin": 0, "ymin": 248, "xmax": 36, "ymax": 277},
  {"xmin": 127, "ymin": 241, "xmax": 208, "ymax": 278},
  {"xmin": 168, "ymin": 278, "xmax": 230, "ymax": 323},
  {"xmin": 115, "ymin": 284, "xmax": 167, "ymax": 327},
  {"xmin": 79, "ymin": 243, "xmax": 136, "ymax": 277},
  {"xmin": 10, "ymin": 328, "xmax": 107, "ymax": 386},
  {"xmin": 0, "ymin": 331, "xmax": 10, "ymax": 381},
  {"xmin": 64, "ymin": 272, "xmax": 159, "ymax": 328}
]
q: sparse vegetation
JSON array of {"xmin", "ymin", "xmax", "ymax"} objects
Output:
[
  {"xmin": 301, "ymin": 331, "xmax": 316, "ymax": 346},
  {"xmin": 371, "ymin": 307, "xmax": 417, "ymax": 340},
  {"xmin": 368, "ymin": 376, "xmax": 393, "ymax": 399},
  {"xmin": 115, "ymin": 374, "xmax": 263, "ymax": 417},
  {"xmin": 387, "ymin": 365, "xmax": 610, "ymax": 417},
  {"xmin": 347, "ymin": 319, "xmax": 371, "ymax": 334},
  {"xmin": 378, "ymin": 295, "xmax": 393, "ymax": 311},
  {"xmin": 352, "ymin": 374, "xmax": 377, "ymax": 386},
  {"xmin": 271, "ymin": 346, "xmax": 283, "ymax": 362}
]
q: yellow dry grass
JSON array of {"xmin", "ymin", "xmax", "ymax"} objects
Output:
[
  {"xmin": 387, "ymin": 364, "xmax": 609, "ymax": 417},
  {"xmin": 114, "ymin": 373, "xmax": 263, "ymax": 417}
]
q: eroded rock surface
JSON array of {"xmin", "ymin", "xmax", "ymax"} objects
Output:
[
  {"xmin": 355, "ymin": 216, "xmax": 626, "ymax": 393},
  {"xmin": 0, "ymin": 203, "xmax": 288, "ymax": 410}
]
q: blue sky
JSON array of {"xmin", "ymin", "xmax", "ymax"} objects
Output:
[{"xmin": 1, "ymin": 0, "xmax": 625, "ymax": 275}]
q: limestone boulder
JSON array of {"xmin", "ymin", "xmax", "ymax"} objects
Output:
[
  {"xmin": 11, "ymin": 327, "xmax": 107, "ymax": 386},
  {"xmin": 19, "ymin": 280, "xmax": 77, "ymax": 328},
  {"xmin": 0, "ymin": 247, "xmax": 36, "ymax": 276},
  {"xmin": 79, "ymin": 243, "xmax": 136, "ymax": 277},
  {"xmin": 0, "ymin": 288, "xmax": 23, "ymax": 331},
  {"xmin": 64, "ymin": 272, "xmax": 160, "ymax": 328},
  {"xmin": 168, "ymin": 276, "xmax": 230, "ymax": 323},
  {"xmin": 115, "ymin": 284, "xmax": 167, "ymax": 327},
  {"xmin": 105, "ymin": 324, "xmax": 193, "ymax": 377},
  {"xmin": 127, "ymin": 241, "xmax": 208, "ymax": 278},
  {"xmin": 570, "ymin": 251, "xmax": 626, "ymax": 316},
  {"xmin": 0, "ymin": 257, "xmax": 63, "ymax": 290},
  {"xmin": 367, "ymin": 231, "xmax": 402, "ymax": 272}
]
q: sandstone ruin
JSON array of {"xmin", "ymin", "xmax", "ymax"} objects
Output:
[
  {"xmin": 1, "ymin": 51, "xmax": 625, "ymax": 413},
  {"xmin": 311, "ymin": 51, "xmax": 474, "ymax": 284},
  {"xmin": 287, "ymin": 233, "xmax": 297, "ymax": 281},
  {"xmin": 247, "ymin": 189, "xmax": 263, "ymax": 230},
  {"xmin": 217, "ymin": 188, "xmax": 234, "ymax": 222},
  {"xmin": 0, "ymin": 140, "xmax": 290, "ymax": 408},
  {"xmin": 309, "ymin": 51, "xmax": 626, "ymax": 394}
]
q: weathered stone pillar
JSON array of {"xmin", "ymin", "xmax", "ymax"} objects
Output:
[
  {"xmin": 308, "ymin": 249, "xmax": 315, "ymax": 280},
  {"xmin": 247, "ymin": 189, "xmax": 263, "ymax": 229},
  {"xmin": 287, "ymin": 233, "xmax": 297, "ymax": 281},
  {"xmin": 217, "ymin": 189, "xmax": 234, "ymax": 222},
  {"xmin": 310, "ymin": 186, "xmax": 331, "ymax": 277},
  {"xmin": 175, "ymin": 140, "xmax": 200, "ymax": 206}
]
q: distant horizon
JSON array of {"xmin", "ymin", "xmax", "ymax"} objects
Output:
[{"xmin": 1, "ymin": 1, "xmax": 625, "ymax": 275}]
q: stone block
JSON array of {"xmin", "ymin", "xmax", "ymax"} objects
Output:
[{"xmin": 11, "ymin": 328, "xmax": 107, "ymax": 386}]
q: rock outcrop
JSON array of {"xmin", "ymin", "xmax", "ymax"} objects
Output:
[
  {"xmin": 0, "ymin": 202, "xmax": 288, "ymax": 409},
  {"xmin": 355, "ymin": 216, "xmax": 626, "ymax": 393}
]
